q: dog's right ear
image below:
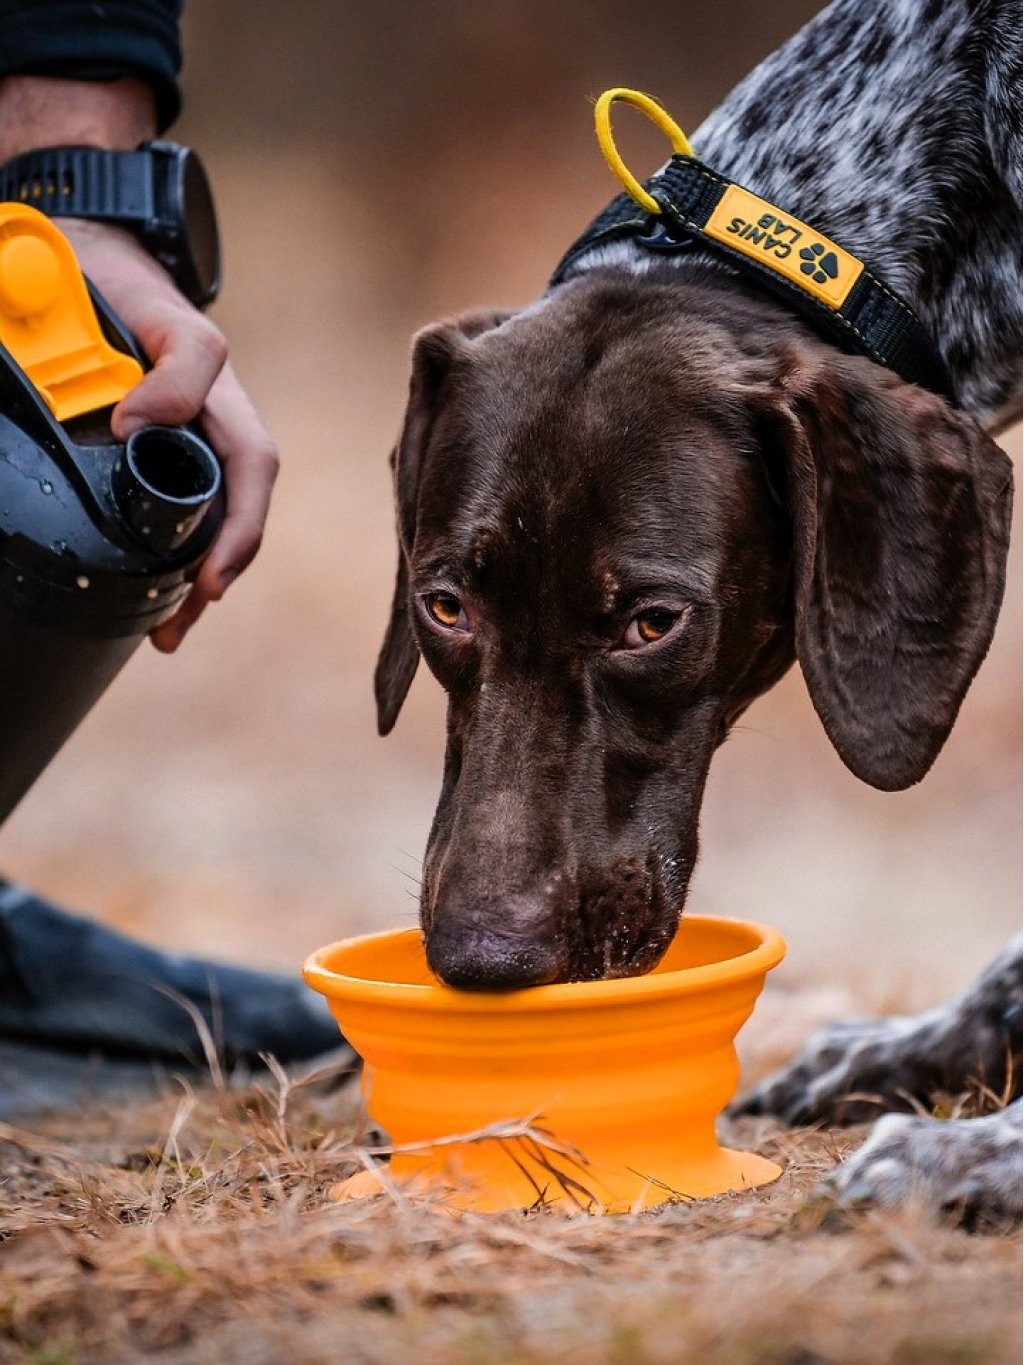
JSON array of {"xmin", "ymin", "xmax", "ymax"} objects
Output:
[{"xmin": 375, "ymin": 311, "xmax": 511, "ymax": 735}]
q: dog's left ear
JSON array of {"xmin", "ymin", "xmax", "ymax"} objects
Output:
[
  {"xmin": 375, "ymin": 310, "xmax": 512, "ymax": 735},
  {"xmin": 761, "ymin": 352, "xmax": 1013, "ymax": 791}
]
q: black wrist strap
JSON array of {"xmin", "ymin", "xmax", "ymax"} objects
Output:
[
  {"xmin": 0, "ymin": 147, "xmax": 157, "ymax": 226},
  {"xmin": 550, "ymin": 154, "xmax": 958, "ymax": 406}
]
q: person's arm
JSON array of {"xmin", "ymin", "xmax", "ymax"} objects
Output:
[{"xmin": 0, "ymin": 74, "xmax": 279, "ymax": 651}]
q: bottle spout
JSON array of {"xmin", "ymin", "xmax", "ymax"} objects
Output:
[{"xmin": 112, "ymin": 425, "xmax": 222, "ymax": 553}]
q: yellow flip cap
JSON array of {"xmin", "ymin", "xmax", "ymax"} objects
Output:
[{"xmin": 0, "ymin": 202, "xmax": 143, "ymax": 422}]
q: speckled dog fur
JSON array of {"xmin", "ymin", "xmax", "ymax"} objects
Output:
[
  {"xmin": 576, "ymin": 0, "xmax": 1022, "ymax": 427},
  {"xmin": 572, "ymin": 0, "xmax": 1022, "ymax": 1221}
]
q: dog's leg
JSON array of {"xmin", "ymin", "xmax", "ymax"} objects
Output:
[
  {"xmin": 734, "ymin": 941, "xmax": 1022, "ymax": 1220},
  {"xmin": 736, "ymin": 940, "xmax": 1021, "ymax": 1125},
  {"xmin": 822, "ymin": 1098, "xmax": 1022, "ymax": 1224}
]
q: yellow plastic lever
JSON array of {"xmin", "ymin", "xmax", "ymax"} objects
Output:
[{"xmin": 0, "ymin": 202, "xmax": 143, "ymax": 422}]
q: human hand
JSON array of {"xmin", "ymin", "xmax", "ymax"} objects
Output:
[
  {"xmin": 61, "ymin": 218, "xmax": 280, "ymax": 652},
  {"xmin": 0, "ymin": 75, "xmax": 278, "ymax": 653}
]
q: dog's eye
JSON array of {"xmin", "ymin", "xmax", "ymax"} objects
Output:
[
  {"xmin": 624, "ymin": 608, "xmax": 682, "ymax": 649},
  {"xmin": 422, "ymin": 591, "xmax": 468, "ymax": 631}
]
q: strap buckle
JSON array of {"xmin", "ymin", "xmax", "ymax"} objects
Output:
[{"xmin": 634, "ymin": 211, "xmax": 692, "ymax": 253}]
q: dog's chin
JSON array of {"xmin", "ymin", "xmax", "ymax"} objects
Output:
[
  {"xmin": 563, "ymin": 918, "xmax": 680, "ymax": 984},
  {"xmin": 561, "ymin": 873, "xmax": 685, "ymax": 983}
]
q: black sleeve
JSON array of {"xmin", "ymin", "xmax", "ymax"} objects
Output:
[{"xmin": 0, "ymin": 1, "xmax": 184, "ymax": 131}]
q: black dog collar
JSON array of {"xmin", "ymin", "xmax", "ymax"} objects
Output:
[{"xmin": 550, "ymin": 93, "xmax": 958, "ymax": 406}]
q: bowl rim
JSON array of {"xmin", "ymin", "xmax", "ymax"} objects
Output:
[{"xmin": 302, "ymin": 915, "xmax": 786, "ymax": 1015}]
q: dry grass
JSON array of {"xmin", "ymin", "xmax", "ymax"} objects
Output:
[{"xmin": 0, "ymin": 1047, "xmax": 1020, "ymax": 1365}]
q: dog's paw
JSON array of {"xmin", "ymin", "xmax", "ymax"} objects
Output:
[
  {"xmin": 733, "ymin": 1016, "xmax": 930, "ymax": 1124},
  {"xmin": 821, "ymin": 1102, "xmax": 1022, "ymax": 1226}
]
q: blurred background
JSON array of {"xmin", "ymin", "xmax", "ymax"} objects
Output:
[{"xmin": 0, "ymin": 0, "xmax": 1018, "ymax": 1011}]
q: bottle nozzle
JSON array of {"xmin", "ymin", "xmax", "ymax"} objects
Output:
[{"xmin": 112, "ymin": 425, "xmax": 221, "ymax": 553}]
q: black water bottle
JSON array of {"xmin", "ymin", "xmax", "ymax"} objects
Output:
[{"xmin": 0, "ymin": 276, "xmax": 223, "ymax": 823}]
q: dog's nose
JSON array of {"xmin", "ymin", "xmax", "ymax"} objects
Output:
[{"xmin": 426, "ymin": 925, "xmax": 564, "ymax": 990}]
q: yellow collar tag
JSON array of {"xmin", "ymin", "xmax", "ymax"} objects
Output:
[{"xmin": 703, "ymin": 183, "xmax": 863, "ymax": 309}]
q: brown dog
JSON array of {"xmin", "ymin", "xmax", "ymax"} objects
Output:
[
  {"xmin": 373, "ymin": 0, "xmax": 1022, "ymax": 1223},
  {"xmin": 375, "ymin": 0, "xmax": 1020, "ymax": 993},
  {"xmin": 374, "ymin": 272, "xmax": 1010, "ymax": 989}
]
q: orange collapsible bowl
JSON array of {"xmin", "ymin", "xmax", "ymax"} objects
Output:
[{"xmin": 303, "ymin": 915, "xmax": 785, "ymax": 1212}]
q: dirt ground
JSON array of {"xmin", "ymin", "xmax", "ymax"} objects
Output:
[{"xmin": 0, "ymin": 3, "xmax": 1020, "ymax": 1360}]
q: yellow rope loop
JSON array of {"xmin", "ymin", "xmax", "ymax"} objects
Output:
[{"xmin": 593, "ymin": 88, "xmax": 695, "ymax": 215}]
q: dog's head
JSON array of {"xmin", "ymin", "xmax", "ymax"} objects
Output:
[{"xmin": 375, "ymin": 270, "xmax": 1012, "ymax": 988}]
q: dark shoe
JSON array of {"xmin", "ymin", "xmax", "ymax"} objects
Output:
[{"xmin": 0, "ymin": 880, "xmax": 346, "ymax": 1066}]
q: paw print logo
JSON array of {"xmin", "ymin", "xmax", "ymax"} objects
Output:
[{"xmin": 799, "ymin": 241, "xmax": 839, "ymax": 285}]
